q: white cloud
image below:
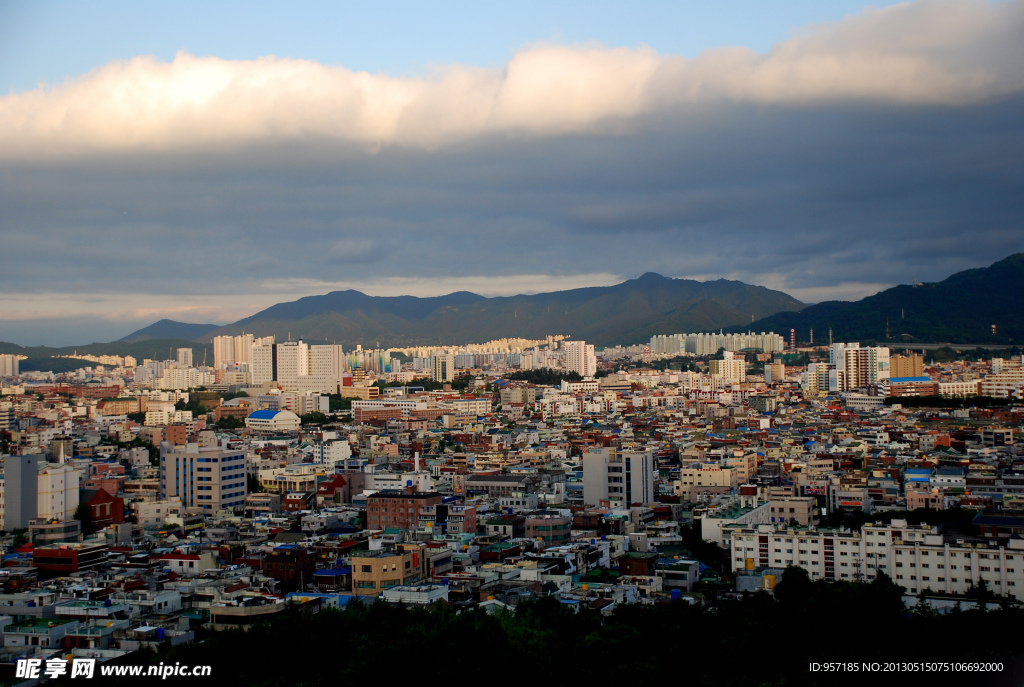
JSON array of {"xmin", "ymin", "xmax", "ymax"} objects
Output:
[{"xmin": 1, "ymin": 0, "xmax": 1021, "ymax": 159}]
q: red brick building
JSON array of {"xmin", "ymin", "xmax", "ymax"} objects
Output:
[
  {"xmin": 283, "ymin": 491, "xmax": 316, "ymax": 513},
  {"xmin": 163, "ymin": 425, "xmax": 188, "ymax": 445},
  {"xmin": 367, "ymin": 490, "xmax": 443, "ymax": 530},
  {"xmin": 79, "ymin": 488, "xmax": 125, "ymax": 531}
]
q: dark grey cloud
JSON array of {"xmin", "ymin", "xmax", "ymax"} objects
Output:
[{"xmin": 1, "ymin": 1, "xmax": 1023, "ymax": 345}]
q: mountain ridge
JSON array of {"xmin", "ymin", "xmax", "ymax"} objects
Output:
[
  {"xmin": 202, "ymin": 273, "xmax": 806, "ymax": 348},
  {"xmin": 737, "ymin": 253, "xmax": 1024, "ymax": 344}
]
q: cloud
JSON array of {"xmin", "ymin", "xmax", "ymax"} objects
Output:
[
  {"xmin": 1, "ymin": 0, "xmax": 1022, "ymax": 159},
  {"xmin": 1, "ymin": 1, "xmax": 1022, "ymax": 346}
]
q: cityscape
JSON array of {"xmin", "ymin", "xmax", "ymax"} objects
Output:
[{"xmin": 2, "ymin": 0, "xmax": 1024, "ymax": 685}]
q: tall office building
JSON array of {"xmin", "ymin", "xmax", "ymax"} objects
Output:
[
  {"xmin": 565, "ymin": 340, "xmax": 597, "ymax": 378},
  {"xmin": 160, "ymin": 442, "xmax": 248, "ymax": 513}
]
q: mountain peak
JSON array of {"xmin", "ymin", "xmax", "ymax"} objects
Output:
[
  {"xmin": 120, "ymin": 320, "xmax": 221, "ymax": 343},
  {"xmin": 634, "ymin": 272, "xmax": 669, "ymax": 283}
]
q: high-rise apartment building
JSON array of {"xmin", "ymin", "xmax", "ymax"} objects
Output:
[
  {"xmin": 214, "ymin": 334, "xmax": 264, "ymax": 368},
  {"xmin": 431, "ymin": 355, "xmax": 455, "ymax": 383},
  {"xmin": 582, "ymin": 447, "xmax": 656, "ymax": 506},
  {"xmin": 565, "ymin": 340, "xmax": 597, "ymax": 378},
  {"xmin": 0, "ymin": 456, "xmax": 80, "ymax": 529},
  {"xmin": 160, "ymin": 442, "xmax": 248, "ymax": 513},
  {"xmin": 275, "ymin": 341, "xmax": 309, "ymax": 390},
  {"xmin": 890, "ymin": 353, "xmax": 924, "ymax": 378},
  {"xmin": 2, "ymin": 454, "xmax": 41, "ymax": 529},
  {"xmin": 0, "ymin": 354, "xmax": 19, "ymax": 377},
  {"xmin": 828, "ymin": 343, "xmax": 890, "ymax": 391},
  {"xmin": 710, "ymin": 351, "xmax": 746, "ymax": 383},
  {"xmin": 300, "ymin": 344, "xmax": 346, "ymax": 393},
  {"xmin": 251, "ymin": 343, "xmax": 276, "ymax": 386},
  {"xmin": 176, "ymin": 348, "xmax": 193, "ymax": 367}
]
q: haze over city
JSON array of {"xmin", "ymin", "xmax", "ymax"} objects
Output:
[{"xmin": 1, "ymin": 0, "xmax": 1022, "ymax": 346}]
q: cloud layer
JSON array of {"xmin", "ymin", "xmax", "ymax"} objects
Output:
[
  {"xmin": 1, "ymin": 0, "xmax": 1023, "ymax": 346},
  {"xmin": 2, "ymin": 0, "xmax": 1023, "ymax": 158}
]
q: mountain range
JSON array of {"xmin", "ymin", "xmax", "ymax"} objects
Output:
[
  {"xmin": 5, "ymin": 255, "xmax": 1021, "ymax": 369},
  {"xmin": 196, "ymin": 273, "xmax": 805, "ymax": 348},
  {"xmin": 739, "ymin": 253, "xmax": 1024, "ymax": 345}
]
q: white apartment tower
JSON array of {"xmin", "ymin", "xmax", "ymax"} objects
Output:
[
  {"xmin": 566, "ymin": 340, "xmax": 597, "ymax": 378},
  {"xmin": 176, "ymin": 348, "xmax": 193, "ymax": 367},
  {"xmin": 251, "ymin": 343, "xmax": 276, "ymax": 386},
  {"xmin": 710, "ymin": 351, "xmax": 746, "ymax": 383},
  {"xmin": 300, "ymin": 344, "xmax": 346, "ymax": 393},
  {"xmin": 582, "ymin": 447, "xmax": 656, "ymax": 506},
  {"xmin": 0, "ymin": 354, "xmax": 19, "ymax": 377},
  {"xmin": 275, "ymin": 341, "xmax": 309, "ymax": 390},
  {"xmin": 828, "ymin": 343, "xmax": 890, "ymax": 392},
  {"xmin": 213, "ymin": 334, "xmax": 258, "ymax": 368},
  {"xmin": 431, "ymin": 355, "xmax": 456, "ymax": 383}
]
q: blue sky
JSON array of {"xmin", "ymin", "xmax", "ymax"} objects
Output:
[
  {"xmin": 0, "ymin": 1, "xmax": 906, "ymax": 94},
  {"xmin": 1, "ymin": 0, "xmax": 1022, "ymax": 346}
]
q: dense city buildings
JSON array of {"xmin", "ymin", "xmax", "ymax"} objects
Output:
[{"xmin": 0, "ymin": 331, "xmax": 1022, "ymax": 673}]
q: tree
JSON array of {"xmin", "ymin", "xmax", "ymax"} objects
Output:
[
  {"xmin": 913, "ymin": 588, "xmax": 937, "ymax": 617},
  {"xmin": 247, "ymin": 474, "xmax": 264, "ymax": 494},
  {"xmin": 328, "ymin": 395, "xmax": 353, "ymax": 412},
  {"xmin": 968, "ymin": 577, "xmax": 994, "ymax": 609},
  {"xmin": 300, "ymin": 411, "xmax": 329, "ymax": 426},
  {"xmin": 11, "ymin": 529, "xmax": 28, "ymax": 547},
  {"xmin": 74, "ymin": 502, "xmax": 95, "ymax": 535},
  {"xmin": 216, "ymin": 415, "xmax": 243, "ymax": 430},
  {"xmin": 773, "ymin": 565, "xmax": 813, "ymax": 607}
]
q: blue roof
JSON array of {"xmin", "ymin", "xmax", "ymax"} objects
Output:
[
  {"xmin": 890, "ymin": 377, "xmax": 932, "ymax": 383},
  {"xmin": 248, "ymin": 410, "xmax": 282, "ymax": 420}
]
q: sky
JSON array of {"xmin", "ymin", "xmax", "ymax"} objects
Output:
[{"xmin": 1, "ymin": 0, "xmax": 1022, "ymax": 346}]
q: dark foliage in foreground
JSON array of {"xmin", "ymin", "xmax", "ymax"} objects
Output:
[{"xmin": 97, "ymin": 572, "xmax": 1024, "ymax": 687}]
